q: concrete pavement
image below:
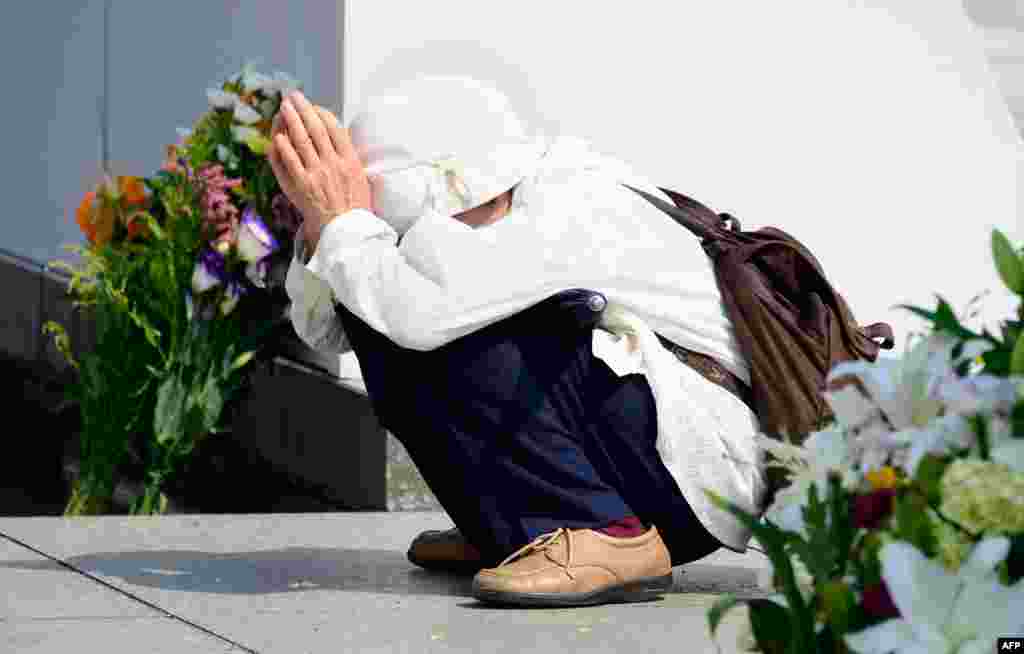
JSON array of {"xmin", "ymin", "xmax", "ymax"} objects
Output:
[{"xmin": 2, "ymin": 512, "xmax": 772, "ymax": 653}]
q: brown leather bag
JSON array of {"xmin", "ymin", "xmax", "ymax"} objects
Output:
[{"xmin": 625, "ymin": 184, "xmax": 895, "ymax": 449}]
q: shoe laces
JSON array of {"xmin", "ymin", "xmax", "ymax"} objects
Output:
[{"xmin": 498, "ymin": 528, "xmax": 576, "ymax": 580}]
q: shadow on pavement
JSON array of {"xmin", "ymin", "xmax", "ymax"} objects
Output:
[
  {"xmin": 1, "ymin": 547, "xmax": 767, "ymax": 599},
  {"xmin": 1, "ymin": 548, "xmax": 475, "ymax": 598}
]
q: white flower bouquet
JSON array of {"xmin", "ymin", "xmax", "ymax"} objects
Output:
[{"xmin": 707, "ymin": 229, "xmax": 1024, "ymax": 653}]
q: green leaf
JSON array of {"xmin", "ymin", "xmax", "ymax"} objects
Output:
[
  {"xmin": 894, "ymin": 304, "xmax": 937, "ymax": 324},
  {"xmin": 1011, "ymin": 401, "xmax": 1024, "ymax": 444},
  {"xmin": 153, "ymin": 373, "xmax": 186, "ymax": 446},
  {"xmin": 914, "ymin": 454, "xmax": 951, "ymax": 506},
  {"xmin": 935, "ymin": 296, "xmax": 959, "ymax": 327},
  {"xmin": 1012, "ymin": 332, "xmax": 1024, "ymax": 376},
  {"xmin": 707, "ymin": 595, "xmax": 745, "ymax": 648},
  {"xmin": 705, "ymin": 490, "xmax": 816, "ymax": 651},
  {"xmin": 228, "ymin": 350, "xmax": 256, "ymax": 374},
  {"xmin": 747, "ymin": 599, "xmax": 793, "ymax": 654},
  {"xmin": 894, "ymin": 490, "xmax": 937, "ymax": 557},
  {"xmin": 894, "ymin": 301, "xmax": 986, "ymax": 342},
  {"xmin": 788, "ymin": 483, "xmax": 836, "ymax": 581},
  {"xmin": 1006, "ymin": 531, "xmax": 1024, "ymax": 584},
  {"xmin": 854, "ymin": 532, "xmax": 884, "ymax": 587},
  {"xmin": 993, "ymin": 229, "xmax": 1024, "ymax": 293},
  {"xmin": 828, "ymin": 474, "xmax": 856, "ymax": 578},
  {"xmin": 819, "ymin": 579, "xmax": 856, "ymax": 637}
]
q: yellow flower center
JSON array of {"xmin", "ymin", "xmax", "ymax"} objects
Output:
[{"xmin": 866, "ymin": 466, "xmax": 898, "ymax": 490}]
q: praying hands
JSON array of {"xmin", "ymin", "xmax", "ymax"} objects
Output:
[{"xmin": 268, "ymin": 91, "xmax": 374, "ymax": 251}]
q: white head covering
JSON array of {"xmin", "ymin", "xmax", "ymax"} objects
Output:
[{"xmin": 347, "ymin": 75, "xmax": 547, "ymax": 234}]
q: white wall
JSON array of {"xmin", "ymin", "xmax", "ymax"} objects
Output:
[
  {"xmin": 1, "ymin": 1, "xmax": 342, "ymax": 267},
  {"xmin": 3, "ymin": 1, "xmax": 1020, "ymax": 349},
  {"xmin": 344, "ymin": 1, "xmax": 1023, "ymax": 348}
]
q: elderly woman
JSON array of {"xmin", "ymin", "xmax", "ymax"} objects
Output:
[{"xmin": 272, "ymin": 76, "xmax": 765, "ymax": 608}]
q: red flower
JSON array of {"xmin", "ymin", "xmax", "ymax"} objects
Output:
[
  {"xmin": 852, "ymin": 487, "xmax": 897, "ymax": 530},
  {"xmin": 861, "ymin": 581, "xmax": 900, "ymax": 619}
]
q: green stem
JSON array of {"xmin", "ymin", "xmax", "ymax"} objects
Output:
[
  {"xmin": 972, "ymin": 414, "xmax": 990, "ymax": 460},
  {"xmin": 137, "ymin": 483, "xmax": 165, "ymax": 515}
]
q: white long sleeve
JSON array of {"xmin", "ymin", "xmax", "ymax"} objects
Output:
[
  {"xmin": 300, "ymin": 206, "xmax": 595, "ymax": 351},
  {"xmin": 284, "ymin": 229, "xmax": 351, "ymax": 353}
]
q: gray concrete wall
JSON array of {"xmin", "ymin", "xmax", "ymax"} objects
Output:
[
  {"xmin": 0, "ymin": 1, "xmax": 390, "ymax": 510},
  {"xmin": 1, "ymin": 1, "xmax": 342, "ymax": 267}
]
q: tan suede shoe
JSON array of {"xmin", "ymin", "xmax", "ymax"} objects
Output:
[
  {"xmin": 407, "ymin": 527, "xmax": 484, "ymax": 575},
  {"xmin": 471, "ymin": 526, "xmax": 673, "ymax": 607}
]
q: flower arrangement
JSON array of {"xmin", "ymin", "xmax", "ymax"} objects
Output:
[
  {"xmin": 707, "ymin": 229, "xmax": 1024, "ymax": 653},
  {"xmin": 45, "ymin": 65, "xmax": 308, "ymax": 514}
]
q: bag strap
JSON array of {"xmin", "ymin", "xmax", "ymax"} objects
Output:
[
  {"xmin": 861, "ymin": 322, "xmax": 896, "ymax": 349},
  {"xmin": 657, "ymin": 186, "xmax": 740, "ymax": 232},
  {"xmin": 621, "ymin": 184, "xmax": 721, "ymax": 242}
]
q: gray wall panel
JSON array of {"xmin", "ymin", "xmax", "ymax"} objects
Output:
[
  {"xmin": 0, "ymin": 256, "xmax": 42, "ymax": 362},
  {"xmin": 0, "ymin": 2, "xmax": 105, "ymax": 267},
  {"xmin": 1, "ymin": 2, "xmax": 341, "ymax": 267},
  {"xmin": 107, "ymin": 1, "xmax": 341, "ymax": 184}
]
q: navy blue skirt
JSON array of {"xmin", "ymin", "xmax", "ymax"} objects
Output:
[{"xmin": 334, "ymin": 290, "xmax": 722, "ymax": 567}]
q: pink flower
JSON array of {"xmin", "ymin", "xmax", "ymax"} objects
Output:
[{"xmin": 197, "ymin": 164, "xmax": 243, "ymax": 245}]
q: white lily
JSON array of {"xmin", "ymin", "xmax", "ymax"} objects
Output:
[
  {"xmin": 759, "ymin": 426, "xmax": 858, "ymax": 536},
  {"xmin": 232, "ymin": 101, "xmax": 262, "ymax": 125},
  {"xmin": 890, "ymin": 413, "xmax": 976, "ymax": 478},
  {"xmin": 938, "ymin": 374, "xmax": 1024, "ymax": 415},
  {"xmin": 240, "ymin": 69, "xmax": 272, "ymax": 94},
  {"xmin": 236, "ymin": 208, "xmax": 279, "ymax": 263},
  {"xmin": 844, "ymin": 538, "xmax": 1024, "ymax": 654},
  {"xmin": 206, "ymin": 88, "xmax": 240, "ymax": 110},
  {"xmin": 265, "ymin": 71, "xmax": 301, "ymax": 97},
  {"xmin": 824, "ymin": 334, "xmax": 993, "ymax": 474}
]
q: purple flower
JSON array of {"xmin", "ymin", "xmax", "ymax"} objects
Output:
[
  {"xmin": 236, "ymin": 208, "xmax": 279, "ymax": 263},
  {"xmin": 192, "ymin": 248, "xmax": 227, "ymax": 294}
]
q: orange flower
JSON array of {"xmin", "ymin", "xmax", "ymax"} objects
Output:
[
  {"xmin": 126, "ymin": 210, "xmax": 150, "ymax": 240},
  {"xmin": 91, "ymin": 202, "xmax": 117, "ymax": 247},
  {"xmin": 117, "ymin": 176, "xmax": 147, "ymax": 207},
  {"xmin": 75, "ymin": 191, "xmax": 98, "ymax": 242},
  {"xmin": 75, "ymin": 190, "xmax": 116, "ymax": 247}
]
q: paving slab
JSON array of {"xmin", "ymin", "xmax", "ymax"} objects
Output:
[
  {"xmin": 1, "ymin": 534, "xmax": 245, "ymax": 653},
  {"xmin": 0, "ymin": 513, "xmax": 770, "ymax": 653}
]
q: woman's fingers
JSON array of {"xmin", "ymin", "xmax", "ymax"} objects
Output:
[
  {"xmin": 272, "ymin": 132, "xmax": 305, "ymax": 187},
  {"xmin": 279, "ymin": 96, "xmax": 319, "ymax": 169},
  {"xmin": 315, "ymin": 106, "xmax": 360, "ymax": 164},
  {"xmin": 288, "ymin": 92, "xmax": 334, "ymax": 162},
  {"xmin": 315, "ymin": 106, "xmax": 344, "ymax": 154}
]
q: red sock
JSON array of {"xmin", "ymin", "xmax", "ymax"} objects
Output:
[{"xmin": 597, "ymin": 515, "xmax": 647, "ymax": 538}]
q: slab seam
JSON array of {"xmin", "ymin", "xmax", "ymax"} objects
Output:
[{"xmin": 0, "ymin": 528, "xmax": 261, "ymax": 653}]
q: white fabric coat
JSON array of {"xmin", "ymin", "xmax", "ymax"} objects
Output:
[{"xmin": 284, "ymin": 134, "xmax": 766, "ymax": 551}]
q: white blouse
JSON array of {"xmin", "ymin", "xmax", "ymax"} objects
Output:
[{"xmin": 284, "ymin": 134, "xmax": 766, "ymax": 552}]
